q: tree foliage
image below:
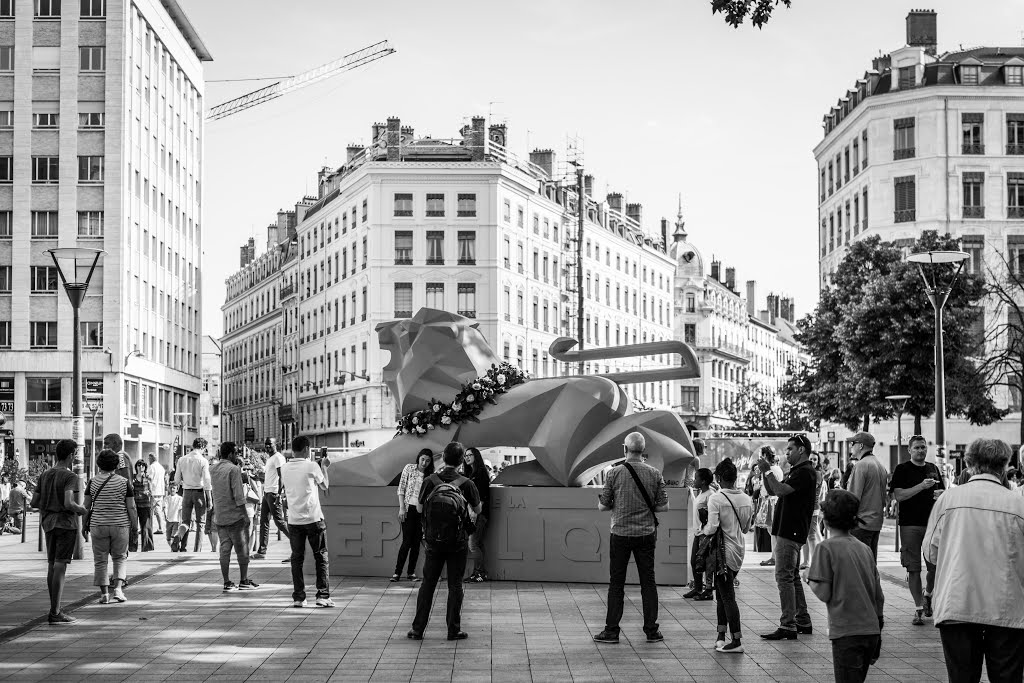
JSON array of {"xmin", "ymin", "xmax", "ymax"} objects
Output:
[
  {"xmin": 729, "ymin": 380, "xmax": 816, "ymax": 433},
  {"xmin": 711, "ymin": 0, "xmax": 792, "ymax": 28},
  {"xmin": 975, "ymin": 249, "xmax": 1024, "ymax": 443},
  {"xmin": 792, "ymin": 232, "xmax": 1004, "ymax": 432}
]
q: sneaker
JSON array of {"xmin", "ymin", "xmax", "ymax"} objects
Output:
[
  {"xmin": 714, "ymin": 639, "xmax": 726, "ymax": 650},
  {"xmin": 223, "ymin": 581, "xmax": 237, "ymax": 591},
  {"xmin": 464, "ymin": 571, "xmax": 478, "ymax": 583},
  {"xmin": 98, "ymin": 593, "xmax": 111, "ymax": 604},
  {"xmin": 48, "ymin": 612, "xmax": 77, "ymax": 625},
  {"xmin": 390, "ymin": 574, "xmax": 401, "ymax": 582},
  {"xmin": 112, "ymin": 588, "xmax": 127, "ymax": 603},
  {"xmin": 251, "ymin": 552, "xmax": 266, "ymax": 560},
  {"xmin": 913, "ymin": 610, "xmax": 924, "ymax": 626},
  {"xmin": 593, "ymin": 629, "xmax": 619, "ymax": 644},
  {"xmin": 682, "ymin": 587, "xmax": 701, "ymax": 599},
  {"xmin": 408, "ymin": 574, "xmax": 420, "ymax": 582},
  {"xmin": 280, "ymin": 558, "xmax": 290, "ymax": 564},
  {"xmin": 760, "ymin": 628, "xmax": 798, "ymax": 641},
  {"xmin": 717, "ymin": 640, "xmax": 744, "ymax": 654},
  {"xmin": 694, "ymin": 591, "xmax": 714, "ymax": 601},
  {"xmin": 154, "ymin": 529, "xmax": 163, "ymax": 534},
  {"xmin": 315, "ymin": 597, "xmax": 335, "ymax": 608},
  {"xmin": 646, "ymin": 631, "xmax": 664, "ymax": 642},
  {"xmin": 923, "ymin": 594, "xmax": 933, "ymax": 618},
  {"xmin": 407, "ymin": 630, "xmax": 423, "ymax": 640},
  {"xmin": 759, "ymin": 558, "xmax": 776, "ymax": 566},
  {"xmin": 796, "ymin": 624, "xmax": 813, "ymax": 635},
  {"xmin": 447, "ymin": 631, "xmax": 468, "ymax": 641},
  {"xmin": 293, "ymin": 600, "xmax": 306, "ymax": 608},
  {"xmin": 238, "ymin": 579, "xmax": 259, "ymax": 591}
]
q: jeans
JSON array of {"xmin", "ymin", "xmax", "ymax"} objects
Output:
[
  {"xmin": 394, "ymin": 508, "xmax": 422, "ymax": 576},
  {"xmin": 774, "ymin": 536, "xmax": 810, "ymax": 631},
  {"xmin": 469, "ymin": 513, "xmax": 488, "ymax": 573},
  {"xmin": 605, "ymin": 532, "xmax": 659, "ymax": 636},
  {"xmin": 832, "ymin": 634, "xmax": 881, "ymax": 683},
  {"xmin": 91, "ymin": 525, "xmax": 130, "ymax": 587},
  {"xmin": 151, "ymin": 495, "xmax": 165, "ymax": 531},
  {"xmin": 851, "ymin": 528, "xmax": 880, "ymax": 559},
  {"xmin": 411, "ymin": 542, "xmax": 468, "ymax": 635},
  {"xmin": 939, "ymin": 623, "xmax": 1024, "ymax": 683},
  {"xmin": 714, "ymin": 568, "xmax": 741, "ymax": 637},
  {"xmin": 217, "ymin": 518, "xmax": 250, "ymax": 582},
  {"xmin": 289, "ymin": 520, "xmax": 330, "ymax": 602},
  {"xmin": 178, "ymin": 489, "xmax": 207, "ymax": 541},
  {"xmin": 258, "ymin": 492, "xmax": 290, "ymax": 554},
  {"xmin": 136, "ymin": 507, "xmax": 154, "ymax": 552}
]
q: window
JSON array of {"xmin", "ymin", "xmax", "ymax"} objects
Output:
[
  {"xmin": 361, "ymin": 199, "xmax": 368, "ymax": 223},
  {"xmin": 30, "ymin": 321, "xmax": 58, "ymax": 348},
  {"xmin": 963, "ymin": 172, "xmax": 985, "ymax": 218},
  {"xmin": 457, "ymin": 283, "xmax": 476, "ymax": 318},
  {"xmin": 78, "ymin": 210, "xmax": 103, "ymax": 237},
  {"xmin": 458, "ymin": 193, "xmax": 476, "ymax": 217},
  {"xmin": 426, "ymin": 193, "xmax": 444, "ymax": 217},
  {"xmin": 862, "ymin": 129, "xmax": 868, "ymax": 168},
  {"xmin": 844, "ymin": 146, "xmax": 850, "ymax": 182},
  {"xmin": 0, "ymin": 47, "xmax": 12, "ymax": 71},
  {"xmin": 679, "ymin": 386, "xmax": 699, "ymax": 411},
  {"xmin": 962, "ymin": 235, "xmax": 984, "ymax": 275},
  {"xmin": 79, "ymin": 46, "xmax": 105, "ymax": 71},
  {"xmin": 425, "ymin": 282, "xmax": 444, "ymax": 310},
  {"xmin": 32, "ymin": 156, "xmax": 59, "ymax": 183},
  {"xmin": 1009, "ymin": 173, "xmax": 1024, "ymax": 219},
  {"xmin": 426, "ymin": 231, "xmax": 444, "ymax": 264},
  {"xmin": 835, "ymin": 153, "xmax": 841, "ymax": 188},
  {"xmin": 0, "ymin": 322, "xmax": 9, "ymax": 348},
  {"xmin": 1010, "ymin": 236, "xmax": 1024, "ymax": 273},
  {"xmin": 78, "ymin": 155, "xmax": 104, "ymax": 182},
  {"xmin": 962, "ymin": 113, "xmax": 984, "ymax": 154},
  {"xmin": 26, "ymin": 377, "xmax": 61, "ymax": 412},
  {"xmin": 827, "ymin": 162, "xmax": 833, "ymax": 195},
  {"xmin": 898, "ymin": 66, "xmax": 915, "ymax": 89},
  {"xmin": 32, "ymin": 112, "xmax": 58, "ymax": 128},
  {"xmin": 1008, "ymin": 65, "xmax": 1024, "ymax": 86},
  {"xmin": 863, "ymin": 188, "xmax": 869, "ymax": 229},
  {"xmin": 393, "ymin": 193, "xmax": 412, "ymax": 217},
  {"xmin": 516, "ymin": 206, "xmax": 524, "ymax": 227},
  {"xmin": 31, "ymin": 211, "xmax": 58, "ymax": 237},
  {"xmin": 35, "ymin": 0, "xmax": 60, "ymax": 17},
  {"xmin": 31, "ymin": 46, "xmax": 59, "ymax": 70},
  {"xmin": 686, "ymin": 294, "xmax": 695, "ymax": 313},
  {"xmin": 894, "ymin": 117, "xmax": 915, "ymax": 159},
  {"xmin": 79, "ymin": 112, "xmax": 104, "ymax": 128},
  {"xmin": 0, "ymin": 265, "xmax": 9, "ymax": 291},
  {"xmin": 31, "ymin": 265, "xmax": 59, "ymax": 292},
  {"xmin": 960, "ymin": 65, "xmax": 980, "ymax": 85},
  {"xmin": 683, "ymin": 323, "xmax": 696, "ymax": 345},
  {"xmin": 80, "ymin": 321, "xmax": 102, "ymax": 347},
  {"xmin": 894, "ymin": 176, "xmax": 916, "ymax": 223},
  {"xmin": 1008, "ymin": 114, "xmax": 1024, "ymax": 154},
  {"xmin": 503, "ymin": 199, "xmax": 511, "ymax": 223},
  {"xmin": 852, "ymin": 138, "xmax": 860, "ymax": 172},
  {"xmin": 394, "ymin": 283, "xmax": 412, "ymax": 318},
  {"xmin": 80, "ymin": 0, "xmax": 104, "ymax": 17},
  {"xmin": 458, "ymin": 231, "xmax": 475, "ymax": 265},
  {"xmin": 393, "ymin": 229, "xmax": 409, "ymax": 262},
  {"xmin": 0, "ymin": 0, "xmax": 11, "ymax": 17},
  {"xmin": 0, "ymin": 110, "xmax": 11, "ymax": 129}
]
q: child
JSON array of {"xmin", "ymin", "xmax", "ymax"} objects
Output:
[
  {"xmin": 165, "ymin": 485, "xmax": 183, "ymax": 550},
  {"xmin": 684, "ymin": 468, "xmax": 716, "ymax": 600},
  {"xmin": 806, "ymin": 489, "xmax": 885, "ymax": 683}
]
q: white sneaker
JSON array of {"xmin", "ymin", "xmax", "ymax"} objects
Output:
[
  {"xmin": 293, "ymin": 600, "xmax": 306, "ymax": 608},
  {"xmin": 315, "ymin": 597, "xmax": 335, "ymax": 608},
  {"xmin": 112, "ymin": 588, "xmax": 127, "ymax": 603},
  {"xmin": 714, "ymin": 639, "xmax": 726, "ymax": 650}
]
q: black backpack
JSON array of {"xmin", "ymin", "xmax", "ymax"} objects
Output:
[{"xmin": 422, "ymin": 474, "xmax": 470, "ymax": 546}]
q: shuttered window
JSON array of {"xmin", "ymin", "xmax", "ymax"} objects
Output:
[
  {"xmin": 894, "ymin": 118, "xmax": 915, "ymax": 159},
  {"xmin": 894, "ymin": 176, "xmax": 916, "ymax": 223}
]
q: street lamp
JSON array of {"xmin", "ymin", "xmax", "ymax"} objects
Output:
[
  {"xmin": 47, "ymin": 247, "xmax": 105, "ymax": 559},
  {"xmin": 84, "ymin": 398, "xmax": 101, "ymax": 479},
  {"xmin": 173, "ymin": 411, "xmax": 191, "ymax": 467},
  {"xmin": 905, "ymin": 250, "xmax": 969, "ymax": 464},
  {"xmin": 884, "ymin": 394, "xmax": 912, "ymax": 463}
]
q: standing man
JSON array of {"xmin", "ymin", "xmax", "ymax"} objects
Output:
[
  {"xmin": 281, "ymin": 436, "xmax": 332, "ymax": 608},
  {"xmin": 253, "ymin": 438, "xmax": 290, "ymax": 560},
  {"xmin": 408, "ymin": 441, "xmax": 481, "ymax": 641},
  {"xmin": 888, "ymin": 435, "xmax": 944, "ymax": 626},
  {"xmin": 592, "ymin": 432, "xmax": 668, "ymax": 645},
  {"xmin": 760, "ymin": 434, "xmax": 817, "ymax": 641},
  {"xmin": 147, "ymin": 453, "xmax": 166, "ymax": 534},
  {"xmin": 33, "ymin": 439, "xmax": 87, "ymax": 624},
  {"xmin": 172, "ymin": 438, "xmax": 211, "ymax": 552},
  {"xmin": 8, "ymin": 479, "xmax": 27, "ymax": 532},
  {"xmin": 210, "ymin": 442, "xmax": 258, "ymax": 591},
  {"xmin": 924, "ymin": 439, "xmax": 1024, "ymax": 682},
  {"xmin": 103, "ymin": 433, "xmax": 133, "ymax": 481},
  {"xmin": 846, "ymin": 432, "xmax": 889, "ymax": 559}
]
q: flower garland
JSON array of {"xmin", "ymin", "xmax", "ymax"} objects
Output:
[{"xmin": 395, "ymin": 362, "xmax": 529, "ymax": 437}]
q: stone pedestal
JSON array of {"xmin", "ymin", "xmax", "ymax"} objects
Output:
[{"xmin": 324, "ymin": 485, "xmax": 692, "ymax": 585}]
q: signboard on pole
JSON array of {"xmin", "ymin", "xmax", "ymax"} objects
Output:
[{"xmin": 84, "ymin": 377, "xmax": 103, "ymax": 398}]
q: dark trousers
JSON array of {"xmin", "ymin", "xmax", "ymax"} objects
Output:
[
  {"xmin": 689, "ymin": 533, "xmax": 704, "ymax": 589},
  {"xmin": 136, "ymin": 507, "xmax": 154, "ymax": 552},
  {"xmin": 714, "ymin": 568, "xmax": 741, "ymax": 636},
  {"xmin": 258, "ymin": 492, "xmax": 290, "ymax": 554},
  {"xmin": 394, "ymin": 508, "xmax": 422, "ymax": 576},
  {"xmin": 604, "ymin": 532, "xmax": 659, "ymax": 636},
  {"xmin": 939, "ymin": 623, "xmax": 1024, "ymax": 683},
  {"xmin": 832, "ymin": 634, "xmax": 881, "ymax": 683},
  {"xmin": 411, "ymin": 542, "xmax": 468, "ymax": 635},
  {"xmin": 851, "ymin": 528, "xmax": 880, "ymax": 559},
  {"xmin": 288, "ymin": 521, "xmax": 329, "ymax": 602}
]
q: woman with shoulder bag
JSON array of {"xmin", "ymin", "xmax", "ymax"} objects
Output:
[
  {"xmin": 86, "ymin": 450, "xmax": 139, "ymax": 603},
  {"xmin": 132, "ymin": 460, "xmax": 154, "ymax": 552}
]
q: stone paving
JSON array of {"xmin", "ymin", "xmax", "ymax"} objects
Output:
[{"xmin": 0, "ymin": 512, "xmax": 966, "ymax": 682}]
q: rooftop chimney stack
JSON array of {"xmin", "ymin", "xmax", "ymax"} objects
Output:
[
  {"xmin": 386, "ymin": 117, "xmax": 401, "ymax": 161},
  {"xmin": 660, "ymin": 218, "xmax": 668, "ymax": 248},
  {"xmin": 711, "ymin": 260, "xmax": 721, "ymax": 281},
  {"xmin": 529, "ymin": 149, "xmax": 556, "ymax": 178},
  {"xmin": 607, "ymin": 193, "xmax": 624, "ymax": 213},
  {"xmin": 906, "ymin": 9, "xmax": 937, "ymax": 56},
  {"xmin": 346, "ymin": 144, "xmax": 364, "ymax": 162},
  {"xmin": 470, "ymin": 116, "xmax": 486, "ymax": 161},
  {"xmin": 584, "ymin": 174, "xmax": 594, "ymax": 197},
  {"xmin": 746, "ymin": 281, "xmax": 757, "ymax": 317},
  {"xmin": 626, "ymin": 202, "xmax": 643, "ymax": 226},
  {"xmin": 725, "ymin": 267, "xmax": 736, "ymax": 291},
  {"xmin": 267, "ymin": 224, "xmax": 279, "ymax": 250}
]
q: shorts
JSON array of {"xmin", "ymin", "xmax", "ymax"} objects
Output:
[
  {"xmin": 899, "ymin": 525, "xmax": 926, "ymax": 572},
  {"xmin": 46, "ymin": 527, "xmax": 78, "ymax": 563}
]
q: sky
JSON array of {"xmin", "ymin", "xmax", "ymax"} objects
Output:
[{"xmin": 179, "ymin": 0, "xmax": 1024, "ymax": 339}]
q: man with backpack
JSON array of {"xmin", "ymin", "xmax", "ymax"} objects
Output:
[
  {"xmin": 593, "ymin": 432, "xmax": 668, "ymax": 644},
  {"xmin": 408, "ymin": 441, "xmax": 481, "ymax": 641}
]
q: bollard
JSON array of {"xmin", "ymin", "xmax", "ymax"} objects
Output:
[
  {"xmin": 21, "ymin": 510, "xmax": 27, "ymax": 543},
  {"xmin": 37, "ymin": 513, "xmax": 43, "ymax": 552}
]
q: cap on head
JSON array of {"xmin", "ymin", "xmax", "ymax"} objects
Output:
[{"xmin": 850, "ymin": 432, "xmax": 875, "ymax": 449}]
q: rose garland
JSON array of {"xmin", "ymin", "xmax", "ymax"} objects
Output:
[{"xmin": 395, "ymin": 362, "xmax": 529, "ymax": 437}]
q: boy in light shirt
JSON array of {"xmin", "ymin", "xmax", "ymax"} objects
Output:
[{"xmin": 164, "ymin": 486, "xmax": 183, "ymax": 549}]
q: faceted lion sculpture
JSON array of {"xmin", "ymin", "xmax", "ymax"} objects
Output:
[{"xmin": 331, "ymin": 308, "xmax": 699, "ymax": 487}]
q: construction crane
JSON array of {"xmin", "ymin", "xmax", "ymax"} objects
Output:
[{"xmin": 206, "ymin": 40, "xmax": 396, "ymax": 121}]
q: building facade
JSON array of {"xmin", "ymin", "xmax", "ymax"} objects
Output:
[
  {"xmin": 199, "ymin": 333, "xmax": 219, "ymax": 447},
  {"xmin": 0, "ymin": 0, "xmax": 210, "ymax": 468}
]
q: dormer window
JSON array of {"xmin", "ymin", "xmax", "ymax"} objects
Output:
[
  {"xmin": 1006, "ymin": 65, "xmax": 1024, "ymax": 86},
  {"xmin": 960, "ymin": 65, "xmax": 980, "ymax": 85}
]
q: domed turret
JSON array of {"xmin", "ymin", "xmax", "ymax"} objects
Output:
[{"xmin": 669, "ymin": 194, "xmax": 704, "ymax": 276}]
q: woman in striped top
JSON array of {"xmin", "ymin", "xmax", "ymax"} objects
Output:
[
  {"xmin": 392, "ymin": 449, "xmax": 434, "ymax": 582},
  {"xmin": 86, "ymin": 449, "xmax": 139, "ymax": 603}
]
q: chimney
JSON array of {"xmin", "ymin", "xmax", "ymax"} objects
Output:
[
  {"xmin": 247, "ymin": 237, "xmax": 256, "ymax": 264},
  {"xmin": 400, "ymin": 125, "xmax": 414, "ymax": 142},
  {"xmin": 725, "ymin": 267, "xmax": 736, "ymax": 291},
  {"xmin": 371, "ymin": 122, "xmax": 385, "ymax": 143},
  {"xmin": 488, "ymin": 123, "xmax": 507, "ymax": 148},
  {"xmin": 906, "ymin": 9, "xmax": 937, "ymax": 56},
  {"xmin": 529, "ymin": 149, "xmax": 556, "ymax": 178},
  {"xmin": 710, "ymin": 260, "xmax": 721, "ymax": 281},
  {"xmin": 239, "ymin": 245, "xmax": 249, "ymax": 268},
  {"xmin": 346, "ymin": 144, "xmax": 364, "ymax": 162},
  {"xmin": 584, "ymin": 174, "xmax": 594, "ymax": 197},
  {"xmin": 872, "ymin": 54, "xmax": 891, "ymax": 73},
  {"xmin": 607, "ymin": 192, "xmax": 624, "ymax": 213},
  {"xmin": 386, "ymin": 117, "xmax": 401, "ymax": 161},
  {"xmin": 660, "ymin": 218, "xmax": 668, "ymax": 249},
  {"xmin": 746, "ymin": 280, "xmax": 757, "ymax": 317},
  {"xmin": 767, "ymin": 293, "xmax": 780, "ymax": 324},
  {"xmin": 470, "ymin": 116, "xmax": 486, "ymax": 161},
  {"xmin": 626, "ymin": 202, "xmax": 642, "ymax": 226},
  {"xmin": 267, "ymin": 223, "xmax": 279, "ymax": 250},
  {"xmin": 295, "ymin": 196, "xmax": 316, "ymax": 223},
  {"xmin": 317, "ymin": 166, "xmax": 331, "ymax": 194},
  {"xmin": 781, "ymin": 296, "xmax": 795, "ymax": 322}
]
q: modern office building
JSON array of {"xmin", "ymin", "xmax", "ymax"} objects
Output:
[
  {"xmin": 0, "ymin": 0, "xmax": 211, "ymax": 467},
  {"xmin": 198, "ymin": 333, "xmax": 220, "ymax": 448}
]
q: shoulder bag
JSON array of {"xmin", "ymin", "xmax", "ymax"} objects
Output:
[
  {"xmin": 83, "ymin": 475, "xmax": 114, "ymax": 540},
  {"xmin": 698, "ymin": 492, "xmax": 742, "ymax": 577},
  {"xmin": 622, "ymin": 462, "xmax": 659, "ymax": 528}
]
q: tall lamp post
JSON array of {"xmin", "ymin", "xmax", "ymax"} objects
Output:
[
  {"xmin": 885, "ymin": 393, "xmax": 912, "ymax": 553},
  {"xmin": 173, "ymin": 411, "xmax": 191, "ymax": 467},
  {"xmin": 48, "ymin": 247, "xmax": 105, "ymax": 559},
  {"xmin": 84, "ymin": 398, "xmax": 101, "ymax": 479},
  {"xmin": 905, "ymin": 251, "xmax": 968, "ymax": 465}
]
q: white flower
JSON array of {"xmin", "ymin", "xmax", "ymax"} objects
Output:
[
  {"xmin": 415, "ymin": 426, "xmax": 426, "ymax": 434},
  {"xmin": 467, "ymin": 395, "xmax": 475, "ymax": 403},
  {"xmin": 441, "ymin": 416, "xmax": 452, "ymax": 425},
  {"xmin": 403, "ymin": 428, "xmax": 410, "ymax": 434},
  {"xmin": 472, "ymin": 383, "xmax": 481, "ymax": 390},
  {"xmin": 497, "ymin": 374, "xmax": 506, "ymax": 385},
  {"xmin": 427, "ymin": 423, "xmax": 435, "ymax": 430},
  {"xmin": 412, "ymin": 416, "xmax": 419, "ymax": 425},
  {"xmin": 432, "ymin": 404, "xmax": 441, "ymax": 412},
  {"xmin": 452, "ymin": 402, "xmax": 462, "ymax": 412}
]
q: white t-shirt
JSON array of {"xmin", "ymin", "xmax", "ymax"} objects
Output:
[
  {"xmin": 280, "ymin": 458, "xmax": 325, "ymax": 525},
  {"xmin": 148, "ymin": 461, "xmax": 166, "ymax": 496},
  {"xmin": 759, "ymin": 464, "xmax": 784, "ymax": 495},
  {"xmin": 263, "ymin": 452, "xmax": 287, "ymax": 494},
  {"xmin": 165, "ymin": 494, "xmax": 182, "ymax": 523}
]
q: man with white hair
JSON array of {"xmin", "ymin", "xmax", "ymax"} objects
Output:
[{"xmin": 593, "ymin": 432, "xmax": 669, "ymax": 644}]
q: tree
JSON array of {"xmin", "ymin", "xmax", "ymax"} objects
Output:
[
  {"xmin": 711, "ymin": 0, "xmax": 791, "ymax": 28},
  {"xmin": 793, "ymin": 233, "xmax": 1003, "ymax": 434},
  {"xmin": 975, "ymin": 250, "xmax": 1024, "ymax": 444},
  {"xmin": 729, "ymin": 381, "xmax": 816, "ymax": 432}
]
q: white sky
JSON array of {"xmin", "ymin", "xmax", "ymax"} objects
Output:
[{"xmin": 179, "ymin": 0, "xmax": 1024, "ymax": 339}]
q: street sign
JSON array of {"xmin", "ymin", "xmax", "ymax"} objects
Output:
[
  {"xmin": 84, "ymin": 378, "xmax": 103, "ymax": 397},
  {"xmin": 244, "ymin": 427, "xmax": 255, "ymax": 442},
  {"xmin": 827, "ymin": 431, "xmax": 836, "ymax": 440},
  {"xmin": 128, "ymin": 423, "xmax": 143, "ymax": 438}
]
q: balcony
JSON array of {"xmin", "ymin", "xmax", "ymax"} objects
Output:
[
  {"xmin": 457, "ymin": 258, "xmax": 476, "ymax": 265},
  {"xmin": 962, "ymin": 143, "xmax": 985, "ymax": 155},
  {"xmin": 457, "ymin": 310, "xmax": 476, "ymax": 318},
  {"xmin": 694, "ymin": 337, "xmax": 752, "ymax": 361},
  {"xmin": 426, "ymin": 258, "xmax": 444, "ymax": 265},
  {"xmin": 281, "ymin": 283, "xmax": 295, "ymax": 299},
  {"xmin": 395, "ymin": 310, "xmax": 412, "ymax": 318},
  {"xmin": 1009, "ymin": 207, "xmax": 1024, "ymax": 219},
  {"xmin": 963, "ymin": 206, "xmax": 985, "ymax": 218},
  {"xmin": 394, "ymin": 257, "xmax": 413, "ymax": 265},
  {"xmin": 894, "ymin": 209, "xmax": 916, "ymax": 223},
  {"xmin": 894, "ymin": 148, "xmax": 915, "ymax": 160},
  {"xmin": 1008, "ymin": 144, "xmax": 1024, "ymax": 155}
]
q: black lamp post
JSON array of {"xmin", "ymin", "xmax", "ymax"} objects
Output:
[{"xmin": 47, "ymin": 247, "xmax": 105, "ymax": 559}]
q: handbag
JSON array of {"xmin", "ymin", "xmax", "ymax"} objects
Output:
[
  {"xmin": 83, "ymin": 475, "xmax": 114, "ymax": 540},
  {"xmin": 623, "ymin": 462, "xmax": 659, "ymax": 528},
  {"xmin": 699, "ymin": 493, "xmax": 742, "ymax": 577}
]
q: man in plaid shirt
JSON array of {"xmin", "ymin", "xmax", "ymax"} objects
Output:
[{"xmin": 593, "ymin": 432, "xmax": 669, "ymax": 644}]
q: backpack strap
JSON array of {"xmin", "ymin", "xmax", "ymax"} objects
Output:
[{"xmin": 622, "ymin": 462, "xmax": 659, "ymax": 528}]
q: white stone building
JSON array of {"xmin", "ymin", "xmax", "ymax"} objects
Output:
[
  {"xmin": 0, "ymin": 0, "xmax": 210, "ymax": 468},
  {"xmin": 199, "ymin": 334, "xmax": 220, "ymax": 448}
]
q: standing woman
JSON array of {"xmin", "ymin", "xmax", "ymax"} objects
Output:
[
  {"xmin": 392, "ymin": 449, "xmax": 433, "ymax": 582},
  {"xmin": 704, "ymin": 458, "xmax": 753, "ymax": 653},
  {"xmin": 132, "ymin": 460, "xmax": 155, "ymax": 552},
  {"xmin": 464, "ymin": 447, "xmax": 491, "ymax": 583},
  {"xmin": 86, "ymin": 449, "xmax": 139, "ymax": 603},
  {"xmin": 801, "ymin": 452, "xmax": 825, "ymax": 570}
]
